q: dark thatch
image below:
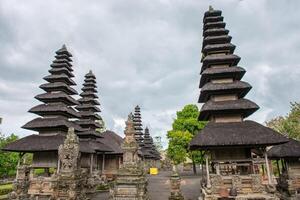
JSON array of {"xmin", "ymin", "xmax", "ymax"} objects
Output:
[
  {"xmin": 44, "ymin": 74, "xmax": 76, "ymax": 85},
  {"xmin": 29, "ymin": 104, "xmax": 80, "ymax": 118},
  {"xmin": 204, "ymin": 10, "xmax": 222, "ymax": 18},
  {"xmin": 22, "ymin": 117, "xmax": 83, "ymax": 132},
  {"xmin": 56, "ymin": 44, "xmax": 72, "ymax": 57},
  {"xmin": 75, "ymin": 104, "xmax": 100, "ymax": 112},
  {"xmin": 40, "ymin": 82, "xmax": 78, "ymax": 95},
  {"xmin": 203, "ymin": 16, "xmax": 223, "ymax": 23},
  {"xmin": 2, "ymin": 134, "xmax": 112, "ymax": 153},
  {"xmin": 201, "ymin": 54, "xmax": 241, "ymax": 73},
  {"xmin": 204, "ymin": 22, "xmax": 226, "ymax": 31},
  {"xmin": 2, "ymin": 134, "xmax": 65, "ymax": 152},
  {"xmin": 202, "ymin": 43, "xmax": 236, "ymax": 56},
  {"xmin": 35, "ymin": 92, "xmax": 79, "ymax": 106},
  {"xmin": 80, "ymin": 91, "xmax": 98, "ymax": 98},
  {"xmin": 78, "ymin": 98, "xmax": 100, "ymax": 105},
  {"xmin": 200, "ymin": 66, "xmax": 245, "ymax": 88},
  {"xmin": 49, "ymin": 67, "xmax": 74, "ymax": 77},
  {"xmin": 50, "ymin": 63, "xmax": 73, "ymax": 72},
  {"xmin": 189, "ymin": 120, "xmax": 289, "ymax": 150},
  {"xmin": 80, "ymin": 139, "xmax": 113, "ymax": 153},
  {"xmin": 203, "ymin": 28, "xmax": 229, "ymax": 37},
  {"xmin": 198, "ymin": 81, "xmax": 252, "ymax": 102},
  {"xmin": 55, "ymin": 54, "xmax": 72, "ymax": 62},
  {"xmin": 52, "ymin": 58, "xmax": 72, "ymax": 67},
  {"xmin": 198, "ymin": 99, "xmax": 259, "ymax": 121},
  {"xmin": 268, "ymin": 138, "xmax": 300, "ymax": 159},
  {"xmin": 203, "ymin": 35, "xmax": 232, "ymax": 48},
  {"xmin": 99, "ymin": 130, "xmax": 123, "ymax": 154}
]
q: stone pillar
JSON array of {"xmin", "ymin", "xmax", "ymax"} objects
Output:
[
  {"xmin": 9, "ymin": 165, "xmax": 30, "ymax": 200},
  {"xmin": 169, "ymin": 166, "xmax": 184, "ymax": 200},
  {"xmin": 205, "ymin": 154, "xmax": 211, "ymax": 188},
  {"xmin": 264, "ymin": 150, "xmax": 272, "ymax": 185}
]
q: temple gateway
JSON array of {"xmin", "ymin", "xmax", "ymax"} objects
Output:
[{"xmin": 190, "ymin": 7, "xmax": 289, "ymax": 200}]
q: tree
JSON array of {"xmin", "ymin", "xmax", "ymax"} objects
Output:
[
  {"xmin": 167, "ymin": 104, "xmax": 207, "ymax": 174},
  {"xmin": 266, "ymin": 102, "xmax": 300, "ymax": 140},
  {"xmin": 0, "ymin": 133, "xmax": 19, "ymax": 178}
]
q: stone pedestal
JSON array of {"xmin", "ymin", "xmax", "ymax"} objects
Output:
[
  {"xmin": 110, "ymin": 114, "xmax": 148, "ymax": 200},
  {"xmin": 169, "ymin": 171, "xmax": 184, "ymax": 200},
  {"xmin": 9, "ymin": 165, "xmax": 30, "ymax": 200}
]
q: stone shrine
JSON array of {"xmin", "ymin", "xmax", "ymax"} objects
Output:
[{"xmin": 110, "ymin": 114, "xmax": 148, "ymax": 200}]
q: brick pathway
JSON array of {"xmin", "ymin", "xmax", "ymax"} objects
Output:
[{"xmin": 90, "ymin": 170, "xmax": 201, "ymax": 200}]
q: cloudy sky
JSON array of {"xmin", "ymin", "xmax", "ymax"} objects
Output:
[{"xmin": 0, "ymin": 0, "xmax": 299, "ymax": 148}]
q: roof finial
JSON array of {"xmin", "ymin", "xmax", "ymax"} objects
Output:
[
  {"xmin": 209, "ymin": 5, "xmax": 214, "ymax": 11},
  {"xmin": 62, "ymin": 44, "xmax": 67, "ymax": 49}
]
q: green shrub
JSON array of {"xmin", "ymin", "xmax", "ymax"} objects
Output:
[{"xmin": 0, "ymin": 184, "xmax": 13, "ymax": 196}]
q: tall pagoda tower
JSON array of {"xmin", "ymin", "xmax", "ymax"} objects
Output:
[
  {"xmin": 76, "ymin": 70, "xmax": 103, "ymax": 137},
  {"xmin": 23, "ymin": 45, "xmax": 82, "ymax": 134},
  {"xmin": 133, "ymin": 105, "xmax": 144, "ymax": 146},
  {"xmin": 190, "ymin": 7, "xmax": 288, "ymax": 200}
]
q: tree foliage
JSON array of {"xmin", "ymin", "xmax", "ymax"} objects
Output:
[
  {"xmin": 167, "ymin": 104, "xmax": 207, "ymax": 165},
  {"xmin": 265, "ymin": 102, "xmax": 300, "ymax": 140},
  {"xmin": 0, "ymin": 133, "xmax": 19, "ymax": 178}
]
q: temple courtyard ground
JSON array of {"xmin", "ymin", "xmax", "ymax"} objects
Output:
[{"xmin": 90, "ymin": 170, "xmax": 201, "ymax": 200}]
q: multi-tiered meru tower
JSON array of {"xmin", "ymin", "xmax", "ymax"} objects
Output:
[
  {"xmin": 190, "ymin": 7, "xmax": 288, "ymax": 200},
  {"xmin": 133, "ymin": 105, "xmax": 144, "ymax": 146}
]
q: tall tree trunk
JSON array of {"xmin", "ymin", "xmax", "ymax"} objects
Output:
[{"xmin": 192, "ymin": 154, "xmax": 197, "ymax": 175}]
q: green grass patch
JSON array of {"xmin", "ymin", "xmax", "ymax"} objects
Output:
[{"xmin": 0, "ymin": 184, "xmax": 13, "ymax": 196}]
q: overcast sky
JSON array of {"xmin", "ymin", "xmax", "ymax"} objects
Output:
[{"xmin": 0, "ymin": 0, "xmax": 299, "ymax": 148}]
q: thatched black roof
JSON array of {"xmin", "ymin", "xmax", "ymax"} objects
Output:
[
  {"xmin": 2, "ymin": 134, "xmax": 112, "ymax": 153},
  {"xmin": 35, "ymin": 92, "xmax": 79, "ymax": 106},
  {"xmin": 199, "ymin": 99, "xmax": 259, "ymax": 120},
  {"xmin": 78, "ymin": 98, "xmax": 100, "ymax": 105},
  {"xmin": 200, "ymin": 66, "xmax": 245, "ymax": 88},
  {"xmin": 204, "ymin": 21, "xmax": 226, "ymax": 31},
  {"xmin": 202, "ymin": 43, "xmax": 235, "ymax": 56},
  {"xmin": 199, "ymin": 81, "xmax": 251, "ymax": 102},
  {"xmin": 268, "ymin": 138, "xmax": 300, "ymax": 159},
  {"xmin": 2, "ymin": 134, "xmax": 65, "ymax": 152},
  {"xmin": 40, "ymin": 82, "xmax": 78, "ymax": 95},
  {"xmin": 204, "ymin": 9, "xmax": 222, "ymax": 18},
  {"xmin": 29, "ymin": 104, "xmax": 80, "ymax": 118},
  {"xmin": 99, "ymin": 130, "xmax": 123, "ymax": 154},
  {"xmin": 203, "ymin": 35, "xmax": 232, "ymax": 48},
  {"xmin": 203, "ymin": 28, "xmax": 229, "ymax": 37},
  {"xmin": 43, "ymin": 74, "xmax": 76, "ymax": 85},
  {"xmin": 203, "ymin": 16, "xmax": 223, "ymax": 23},
  {"xmin": 49, "ymin": 67, "xmax": 74, "ymax": 77},
  {"xmin": 201, "ymin": 54, "xmax": 241, "ymax": 73},
  {"xmin": 22, "ymin": 117, "xmax": 83, "ymax": 132},
  {"xmin": 190, "ymin": 120, "xmax": 289, "ymax": 150}
]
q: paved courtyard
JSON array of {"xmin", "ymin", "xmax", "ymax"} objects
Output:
[{"xmin": 91, "ymin": 170, "xmax": 201, "ymax": 200}]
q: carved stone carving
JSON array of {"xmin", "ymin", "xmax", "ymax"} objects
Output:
[
  {"xmin": 9, "ymin": 165, "xmax": 30, "ymax": 200},
  {"xmin": 110, "ymin": 114, "xmax": 148, "ymax": 200},
  {"xmin": 52, "ymin": 128, "xmax": 87, "ymax": 200}
]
